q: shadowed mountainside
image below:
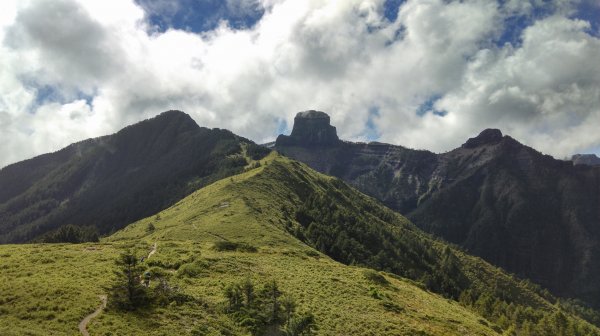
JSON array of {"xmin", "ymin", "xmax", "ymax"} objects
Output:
[
  {"xmin": 2, "ymin": 111, "xmax": 600, "ymax": 334},
  {"xmin": 572, "ymin": 154, "xmax": 600, "ymax": 166},
  {"xmin": 276, "ymin": 110, "xmax": 600, "ymax": 308},
  {"xmin": 107, "ymin": 153, "xmax": 600, "ymax": 335},
  {"xmin": 0, "ymin": 110, "xmax": 268, "ymax": 243}
]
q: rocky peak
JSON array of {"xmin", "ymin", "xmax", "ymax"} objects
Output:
[
  {"xmin": 154, "ymin": 110, "xmax": 199, "ymax": 131},
  {"xmin": 116, "ymin": 110, "xmax": 199, "ymax": 140},
  {"xmin": 462, "ymin": 129, "xmax": 504, "ymax": 149},
  {"xmin": 276, "ymin": 110, "xmax": 340, "ymax": 147},
  {"xmin": 572, "ymin": 154, "xmax": 600, "ymax": 166}
]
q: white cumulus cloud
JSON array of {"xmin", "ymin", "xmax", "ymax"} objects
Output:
[{"xmin": 0, "ymin": 0, "xmax": 599, "ymax": 168}]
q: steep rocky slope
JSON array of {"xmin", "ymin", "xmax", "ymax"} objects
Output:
[
  {"xmin": 276, "ymin": 110, "xmax": 600, "ymax": 308},
  {"xmin": 572, "ymin": 154, "xmax": 600, "ymax": 166}
]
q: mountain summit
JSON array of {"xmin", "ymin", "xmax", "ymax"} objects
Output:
[
  {"xmin": 276, "ymin": 111, "xmax": 600, "ymax": 309},
  {"xmin": 275, "ymin": 110, "xmax": 340, "ymax": 147},
  {"xmin": 0, "ymin": 111, "xmax": 268, "ymax": 243},
  {"xmin": 462, "ymin": 128, "xmax": 504, "ymax": 148},
  {"xmin": 572, "ymin": 153, "xmax": 600, "ymax": 166}
]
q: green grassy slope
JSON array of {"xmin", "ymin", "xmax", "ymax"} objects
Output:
[
  {"xmin": 105, "ymin": 153, "xmax": 499, "ymax": 335},
  {"xmin": 0, "ymin": 242, "xmax": 120, "ymax": 335},
  {"xmin": 0, "ymin": 153, "xmax": 597, "ymax": 335},
  {"xmin": 110, "ymin": 153, "xmax": 599, "ymax": 335}
]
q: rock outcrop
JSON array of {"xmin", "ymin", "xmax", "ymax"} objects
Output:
[
  {"xmin": 275, "ymin": 110, "xmax": 340, "ymax": 147},
  {"xmin": 462, "ymin": 129, "xmax": 504, "ymax": 148},
  {"xmin": 275, "ymin": 112, "xmax": 600, "ymax": 309},
  {"xmin": 572, "ymin": 154, "xmax": 600, "ymax": 166}
]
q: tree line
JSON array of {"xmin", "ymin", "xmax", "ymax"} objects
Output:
[{"xmin": 286, "ymin": 186, "xmax": 600, "ymax": 336}]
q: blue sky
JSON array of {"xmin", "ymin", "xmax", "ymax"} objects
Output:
[
  {"xmin": 136, "ymin": 0, "xmax": 265, "ymax": 32},
  {"xmin": 1, "ymin": 0, "xmax": 600, "ymax": 167},
  {"xmin": 137, "ymin": 0, "xmax": 599, "ymax": 44}
]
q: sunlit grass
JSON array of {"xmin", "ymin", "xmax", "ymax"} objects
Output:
[{"xmin": 0, "ymin": 153, "xmax": 596, "ymax": 335}]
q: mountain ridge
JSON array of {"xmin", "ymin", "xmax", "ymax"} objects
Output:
[
  {"xmin": 0, "ymin": 110, "xmax": 268, "ymax": 243},
  {"xmin": 106, "ymin": 152, "xmax": 600, "ymax": 335},
  {"xmin": 2, "ymin": 110, "xmax": 600, "ymax": 334},
  {"xmin": 572, "ymin": 154, "xmax": 600, "ymax": 166},
  {"xmin": 276, "ymin": 110, "xmax": 600, "ymax": 309}
]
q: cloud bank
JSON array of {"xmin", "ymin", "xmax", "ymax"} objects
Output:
[{"xmin": 0, "ymin": 0, "xmax": 599, "ymax": 167}]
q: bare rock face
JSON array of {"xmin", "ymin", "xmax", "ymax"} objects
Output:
[
  {"xmin": 275, "ymin": 110, "xmax": 340, "ymax": 147},
  {"xmin": 572, "ymin": 154, "xmax": 600, "ymax": 166},
  {"xmin": 462, "ymin": 129, "xmax": 504, "ymax": 148},
  {"xmin": 276, "ymin": 114, "xmax": 600, "ymax": 309}
]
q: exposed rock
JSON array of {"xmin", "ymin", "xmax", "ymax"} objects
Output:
[
  {"xmin": 572, "ymin": 154, "xmax": 600, "ymax": 166},
  {"xmin": 462, "ymin": 129, "xmax": 504, "ymax": 148},
  {"xmin": 275, "ymin": 110, "xmax": 340, "ymax": 147},
  {"xmin": 276, "ymin": 113, "xmax": 600, "ymax": 309}
]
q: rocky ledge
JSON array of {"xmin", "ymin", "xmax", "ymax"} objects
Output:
[
  {"xmin": 572, "ymin": 154, "xmax": 600, "ymax": 166},
  {"xmin": 275, "ymin": 110, "xmax": 341, "ymax": 147},
  {"xmin": 462, "ymin": 129, "xmax": 504, "ymax": 149}
]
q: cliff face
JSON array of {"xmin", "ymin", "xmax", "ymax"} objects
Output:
[
  {"xmin": 275, "ymin": 111, "xmax": 600, "ymax": 308},
  {"xmin": 573, "ymin": 154, "xmax": 600, "ymax": 166},
  {"xmin": 275, "ymin": 110, "xmax": 341, "ymax": 147},
  {"xmin": 412, "ymin": 134, "xmax": 600, "ymax": 303}
]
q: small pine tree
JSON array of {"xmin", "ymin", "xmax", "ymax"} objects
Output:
[
  {"xmin": 262, "ymin": 280, "xmax": 283, "ymax": 324},
  {"xmin": 109, "ymin": 251, "xmax": 151, "ymax": 310},
  {"xmin": 243, "ymin": 278, "xmax": 255, "ymax": 306},
  {"xmin": 282, "ymin": 313, "xmax": 317, "ymax": 336},
  {"xmin": 281, "ymin": 295, "xmax": 296, "ymax": 323},
  {"xmin": 224, "ymin": 282, "xmax": 244, "ymax": 312},
  {"xmin": 224, "ymin": 279, "xmax": 317, "ymax": 336},
  {"xmin": 146, "ymin": 223, "xmax": 155, "ymax": 233}
]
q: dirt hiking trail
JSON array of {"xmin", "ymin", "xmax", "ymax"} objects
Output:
[{"xmin": 79, "ymin": 295, "xmax": 107, "ymax": 336}]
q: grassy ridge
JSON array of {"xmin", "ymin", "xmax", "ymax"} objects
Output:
[
  {"xmin": 104, "ymin": 153, "xmax": 500, "ymax": 335},
  {"xmin": 0, "ymin": 153, "xmax": 598, "ymax": 335}
]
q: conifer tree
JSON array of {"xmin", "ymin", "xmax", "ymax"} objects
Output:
[{"xmin": 109, "ymin": 251, "xmax": 150, "ymax": 310}]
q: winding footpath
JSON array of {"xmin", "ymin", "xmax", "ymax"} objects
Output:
[
  {"xmin": 78, "ymin": 242, "xmax": 157, "ymax": 335},
  {"xmin": 78, "ymin": 295, "xmax": 107, "ymax": 336},
  {"xmin": 147, "ymin": 242, "xmax": 157, "ymax": 259}
]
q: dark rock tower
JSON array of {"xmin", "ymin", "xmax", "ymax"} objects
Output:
[{"xmin": 275, "ymin": 110, "xmax": 340, "ymax": 147}]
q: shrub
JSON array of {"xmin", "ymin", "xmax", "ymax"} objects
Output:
[
  {"xmin": 363, "ymin": 270, "xmax": 389, "ymax": 286},
  {"xmin": 213, "ymin": 241, "xmax": 257, "ymax": 253},
  {"xmin": 224, "ymin": 279, "xmax": 317, "ymax": 336},
  {"xmin": 177, "ymin": 261, "xmax": 206, "ymax": 278},
  {"xmin": 38, "ymin": 225, "xmax": 99, "ymax": 243},
  {"xmin": 108, "ymin": 251, "xmax": 151, "ymax": 311},
  {"xmin": 146, "ymin": 223, "xmax": 155, "ymax": 233}
]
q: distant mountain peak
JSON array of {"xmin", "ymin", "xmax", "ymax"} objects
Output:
[
  {"xmin": 115, "ymin": 110, "xmax": 200, "ymax": 142},
  {"xmin": 272, "ymin": 115, "xmax": 600, "ymax": 309},
  {"xmin": 159, "ymin": 109, "xmax": 188, "ymax": 116},
  {"xmin": 153, "ymin": 110, "xmax": 198, "ymax": 128},
  {"xmin": 572, "ymin": 153, "xmax": 600, "ymax": 166},
  {"xmin": 295, "ymin": 110, "xmax": 330, "ymax": 119},
  {"xmin": 462, "ymin": 128, "xmax": 504, "ymax": 148},
  {"xmin": 276, "ymin": 110, "xmax": 340, "ymax": 147}
]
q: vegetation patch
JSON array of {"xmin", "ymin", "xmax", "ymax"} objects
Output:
[
  {"xmin": 177, "ymin": 261, "xmax": 208, "ymax": 278},
  {"xmin": 37, "ymin": 224, "xmax": 99, "ymax": 243},
  {"xmin": 223, "ymin": 278, "xmax": 317, "ymax": 336},
  {"xmin": 3, "ymin": 155, "xmax": 600, "ymax": 335},
  {"xmin": 213, "ymin": 241, "xmax": 258, "ymax": 253},
  {"xmin": 363, "ymin": 270, "xmax": 390, "ymax": 286},
  {"xmin": 381, "ymin": 300, "xmax": 405, "ymax": 313}
]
